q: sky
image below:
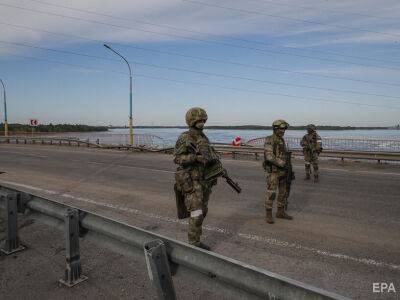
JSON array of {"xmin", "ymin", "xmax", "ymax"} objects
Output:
[{"xmin": 0, "ymin": 0, "xmax": 400, "ymax": 126}]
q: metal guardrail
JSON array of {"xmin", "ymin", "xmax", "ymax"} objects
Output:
[
  {"xmin": 0, "ymin": 136, "xmax": 102, "ymax": 148},
  {"xmin": 246, "ymin": 137, "xmax": 400, "ymax": 153},
  {"xmin": 213, "ymin": 145, "xmax": 400, "ymax": 162},
  {"xmin": 76, "ymin": 133, "xmax": 168, "ymax": 149},
  {"xmin": 3, "ymin": 134, "xmax": 400, "ymax": 152},
  {"xmin": 0, "ymin": 134, "xmax": 168, "ymax": 149},
  {"xmin": 1, "ymin": 136, "xmax": 399, "ymax": 162},
  {"xmin": 0, "ymin": 184, "xmax": 350, "ymax": 300}
]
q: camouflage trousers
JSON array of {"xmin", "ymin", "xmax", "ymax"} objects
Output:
[
  {"xmin": 184, "ymin": 181, "xmax": 211, "ymax": 246},
  {"xmin": 304, "ymin": 151, "xmax": 319, "ymax": 177},
  {"xmin": 265, "ymin": 172, "xmax": 288, "ymax": 210}
]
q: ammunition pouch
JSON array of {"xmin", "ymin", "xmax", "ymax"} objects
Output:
[
  {"xmin": 175, "ymin": 169, "xmax": 193, "ymax": 193},
  {"xmin": 198, "ymin": 145, "xmax": 219, "ymax": 166},
  {"xmin": 302, "ymin": 147, "xmax": 312, "ymax": 155},
  {"xmin": 263, "ymin": 160, "xmax": 272, "ymax": 172},
  {"xmin": 263, "ymin": 159, "xmax": 285, "ymax": 173},
  {"xmin": 263, "ymin": 160, "xmax": 277, "ymax": 172}
]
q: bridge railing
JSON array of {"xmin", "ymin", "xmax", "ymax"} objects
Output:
[
  {"xmin": 0, "ymin": 134, "xmax": 168, "ymax": 150},
  {"xmin": 0, "ymin": 136, "xmax": 101, "ymax": 148},
  {"xmin": 246, "ymin": 137, "xmax": 400, "ymax": 152},
  {"xmin": 0, "ymin": 184, "xmax": 349, "ymax": 300},
  {"xmin": 1, "ymin": 135, "xmax": 400, "ymax": 162},
  {"xmin": 69, "ymin": 133, "xmax": 168, "ymax": 149}
]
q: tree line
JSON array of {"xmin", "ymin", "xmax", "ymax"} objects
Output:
[
  {"xmin": 112, "ymin": 125, "xmax": 389, "ymax": 130},
  {"xmin": 0, "ymin": 123, "xmax": 109, "ymax": 132}
]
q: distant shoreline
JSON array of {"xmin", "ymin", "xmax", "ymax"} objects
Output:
[
  {"xmin": 111, "ymin": 125, "xmax": 397, "ymax": 131},
  {"xmin": 2, "ymin": 124, "xmax": 398, "ymax": 132},
  {"xmin": 1, "ymin": 124, "xmax": 109, "ymax": 133}
]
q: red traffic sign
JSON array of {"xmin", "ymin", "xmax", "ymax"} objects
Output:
[{"xmin": 29, "ymin": 119, "xmax": 39, "ymax": 126}]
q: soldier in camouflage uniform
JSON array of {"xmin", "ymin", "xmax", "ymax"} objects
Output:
[
  {"xmin": 173, "ymin": 107, "xmax": 218, "ymax": 250},
  {"xmin": 300, "ymin": 124, "xmax": 322, "ymax": 182},
  {"xmin": 263, "ymin": 120, "xmax": 293, "ymax": 224}
]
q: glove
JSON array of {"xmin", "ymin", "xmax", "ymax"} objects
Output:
[
  {"xmin": 196, "ymin": 154, "xmax": 207, "ymax": 165},
  {"xmin": 277, "ymin": 159, "xmax": 286, "ymax": 169}
]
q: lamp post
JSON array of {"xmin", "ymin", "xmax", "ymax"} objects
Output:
[
  {"xmin": 0, "ymin": 79, "xmax": 8, "ymax": 137},
  {"xmin": 103, "ymin": 44, "xmax": 133, "ymax": 146}
]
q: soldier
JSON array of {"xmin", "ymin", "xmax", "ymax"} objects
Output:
[
  {"xmin": 263, "ymin": 120, "xmax": 293, "ymax": 224},
  {"xmin": 173, "ymin": 107, "xmax": 219, "ymax": 250},
  {"xmin": 300, "ymin": 124, "xmax": 322, "ymax": 182}
]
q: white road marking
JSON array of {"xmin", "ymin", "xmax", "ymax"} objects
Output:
[
  {"xmin": 87, "ymin": 161, "xmax": 104, "ymax": 165},
  {"xmin": 0, "ymin": 150, "xmax": 48, "ymax": 158},
  {"xmin": 320, "ymin": 167, "xmax": 400, "ymax": 177},
  {"xmin": 1, "ymin": 179, "xmax": 399, "ymax": 271},
  {"xmin": 87, "ymin": 161, "xmax": 174, "ymax": 174},
  {"xmin": 114, "ymin": 164, "xmax": 174, "ymax": 174},
  {"xmin": 223, "ymin": 159, "xmax": 400, "ymax": 176},
  {"xmin": 88, "ymin": 159, "xmax": 399, "ymax": 177},
  {"xmin": 2, "ymin": 145, "xmax": 398, "ymax": 177}
]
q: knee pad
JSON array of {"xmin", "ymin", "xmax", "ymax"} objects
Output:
[{"xmin": 190, "ymin": 209, "xmax": 203, "ymax": 218}]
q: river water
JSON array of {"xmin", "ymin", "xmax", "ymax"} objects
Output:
[
  {"xmin": 45, "ymin": 128, "xmax": 400, "ymax": 151},
  {"xmin": 97, "ymin": 128, "xmax": 400, "ymax": 143}
]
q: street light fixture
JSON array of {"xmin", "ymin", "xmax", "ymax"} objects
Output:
[
  {"xmin": 0, "ymin": 79, "xmax": 8, "ymax": 137},
  {"xmin": 103, "ymin": 44, "xmax": 134, "ymax": 146}
]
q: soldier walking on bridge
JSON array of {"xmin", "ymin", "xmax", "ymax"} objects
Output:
[
  {"xmin": 173, "ymin": 107, "xmax": 219, "ymax": 250},
  {"xmin": 300, "ymin": 124, "xmax": 322, "ymax": 182},
  {"xmin": 263, "ymin": 120, "xmax": 294, "ymax": 224}
]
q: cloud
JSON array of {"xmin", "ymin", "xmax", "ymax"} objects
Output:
[{"xmin": 0, "ymin": 0, "xmax": 399, "ymax": 51}]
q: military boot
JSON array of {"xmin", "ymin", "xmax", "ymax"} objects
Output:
[
  {"xmin": 265, "ymin": 209, "xmax": 274, "ymax": 224},
  {"xmin": 314, "ymin": 174, "xmax": 319, "ymax": 183},
  {"xmin": 197, "ymin": 242, "xmax": 211, "ymax": 251},
  {"xmin": 276, "ymin": 207, "xmax": 293, "ymax": 220},
  {"xmin": 304, "ymin": 165, "xmax": 311, "ymax": 180}
]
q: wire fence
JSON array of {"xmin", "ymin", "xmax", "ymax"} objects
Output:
[{"xmin": 245, "ymin": 137, "xmax": 400, "ymax": 152}]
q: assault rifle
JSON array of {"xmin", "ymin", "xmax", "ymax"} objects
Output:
[
  {"xmin": 204, "ymin": 160, "xmax": 242, "ymax": 193},
  {"xmin": 187, "ymin": 141, "xmax": 241, "ymax": 193}
]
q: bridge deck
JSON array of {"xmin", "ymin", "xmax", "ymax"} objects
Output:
[{"xmin": 1, "ymin": 144, "xmax": 399, "ymax": 299}]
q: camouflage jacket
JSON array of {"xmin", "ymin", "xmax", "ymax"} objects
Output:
[
  {"xmin": 300, "ymin": 133, "xmax": 322, "ymax": 154},
  {"xmin": 264, "ymin": 133, "xmax": 289, "ymax": 176},
  {"xmin": 173, "ymin": 128, "xmax": 218, "ymax": 180}
]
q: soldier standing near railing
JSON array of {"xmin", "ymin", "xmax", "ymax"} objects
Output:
[
  {"xmin": 300, "ymin": 124, "xmax": 322, "ymax": 182},
  {"xmin": 263, "ymin": 120, "xmax": 294, "ymax": 224},
  {"xmin": 173, "ymin": 107, "xmax": 218, "ymax": 250}
]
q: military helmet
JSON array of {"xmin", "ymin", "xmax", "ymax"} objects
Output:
[
  {"xmin": 185, "ymin": 107, "xmax": 208, "ymax": 127},
  {"xmin": 307, "ymin": 124, "xmax": 316, "ymax": 131},
  {"xmin": 272, "ymin": 119, "xmax": 289, "ymax": 129}
]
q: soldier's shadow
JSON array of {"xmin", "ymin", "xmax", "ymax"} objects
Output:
[
  {"xmin": 201, "ymin": 177, "xmax": 312, "ymax": 250},
  {"xmin": 200, "ymin": 184, "xmax": 261, "ymax": 249}
]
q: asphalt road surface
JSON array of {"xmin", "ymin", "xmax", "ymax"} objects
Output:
[{"xmin": 0, "ymin": 144, "xmax": 399, "ymax": 299}]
